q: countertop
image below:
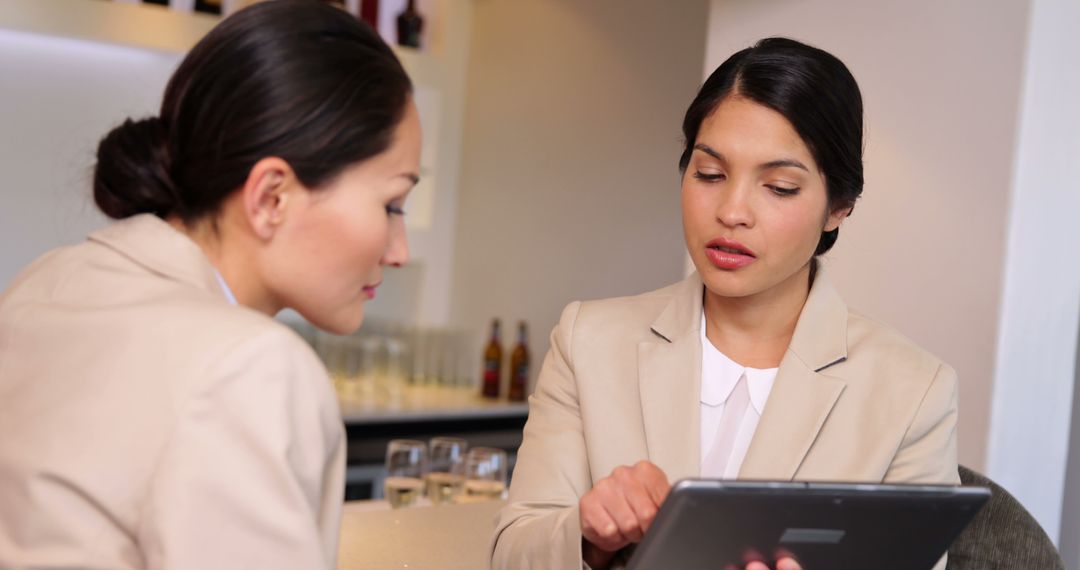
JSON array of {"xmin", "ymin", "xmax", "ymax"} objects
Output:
[{"xmin": 338, "ymin": 499, "xmax": 505, "ymax": 569}]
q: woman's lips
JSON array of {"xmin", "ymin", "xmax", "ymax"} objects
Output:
[
  {"xmin": 362, "ymin": 282, "xmax": 381, "ymax": 300},
  {"xmin": 704, "ymin": 237, "xmax": 756, "ymax": 270}
]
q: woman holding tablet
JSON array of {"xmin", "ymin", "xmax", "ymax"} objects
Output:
[
  {"xmin": 0, "ymin": 2, "xmax": 417, "ymax": 568},
  {"xmin": 492, "ymin": 38, "xmax": 958, "ymax": 570}
]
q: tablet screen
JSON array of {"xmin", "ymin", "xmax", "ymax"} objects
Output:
[{"xmin": 627, "ymin": 479, "xmax": 989, "ymax": 570}]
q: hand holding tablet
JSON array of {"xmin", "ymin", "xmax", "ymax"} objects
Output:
[
  {"xmin": 745, "ymin": 559, "xmax": 802, "ymax": 570},
  {"xmin": 626, "ymin": 479, "xmax": 989, "ymax": 570},
  {"xmin": 580, "ymin": 462, "xmax": 806, "ymax": 570}
]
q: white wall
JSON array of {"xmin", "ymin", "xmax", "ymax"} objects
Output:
[
  {"xmin": 0, "ymin": 28, "xmax": 180, "ymax": 286},
  {"xmin": 703, "ymin": 0, "xmax": 1030, "ymax": 473},
  {"xmin": 1062, "ymin": 327, "xmax": 1080, "ymax": 567},
  {"xmin": 987, "ymin": 0, "xmax": 1080, "ymax": 544},
  {"xmin": 388, "ymin": 1, "xmax": 473, "ymax": 327},
  {"xmin": 449, "ymin": 0, "xmax": 711, "ymax": 390}
]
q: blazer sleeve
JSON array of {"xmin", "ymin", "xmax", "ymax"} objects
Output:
[
  {"xmin": 883, "ymin": 363, "xmax": 960, "ymax": 570},
  {"xmin": 491, "ymin": 301, "xmax": 594, "ymax": 570},
  {"xmin": 883, "ymin": 363, "xmax": 961, "ymax": 486},
  {"xmin": 137, "ymin": 328, "xmax": 346, "ymax": 570}
]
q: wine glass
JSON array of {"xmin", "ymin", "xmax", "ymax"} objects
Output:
[
  {"xmin": 462, "ymin": 447, "xmax": 508, "ymax": 502},
  {"xmin": 384, "ymin": 439, "xmax": 427, "ymax": 508},
  {"xmin": 426, "ymin": 437, "xmax": 467, "ymax": 504}
]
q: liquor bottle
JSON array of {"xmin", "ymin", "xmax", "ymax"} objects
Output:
[
  {"xmin": 359, "ymin": 0, "xmax": 379, "ymax": 30},
  {"xmin": 193, "ymin": 0, "xmax": 222, "ymax": 15},
  {"xmin": 481, "ymin": 319, "xmax": 502, "ymax": 398},
  {"xmin": 508, "ymin": 321, "xmax": 529, "ymax": 402},
  {"xmin": 395, "ymin": 0, "xmax": 423, "ymax": 49}
]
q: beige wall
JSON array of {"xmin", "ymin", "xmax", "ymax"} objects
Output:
[
  {"xmin": 450, "ymin": 0, "xmax": 710, "ymax": 388},
  {"xmin": 703, "ymin": 0, "xmax": 1031, "ymax": 470}
]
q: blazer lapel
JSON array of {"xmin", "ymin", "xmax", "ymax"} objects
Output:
[
  {"xmin": 739, "ymin": 264, "xmax": 850, "ymax": 481},
  {"xmin": 638, "ymin": 274, "xmax": 703, "ymax": 483},
  {"xmin": 737, "ymin": 356, "xmax": 845, "ymax": 480}
]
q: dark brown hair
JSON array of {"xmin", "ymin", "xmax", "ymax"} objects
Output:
[
  {"xmin": 94, "ymin": 0, "xmax": 412, "ymax": 222},
  {"xmin": 679, "ymin": 37, "xmax": 863, "ymax": 255}
]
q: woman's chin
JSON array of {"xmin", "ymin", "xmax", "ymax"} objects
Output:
[
  {"xmin": 698, "ymin": 268, "xmax": 760, "ymax": 299},
  {"xmin": 702, "ymin": 281, "xmax": 758, "ymax": 300},
  {"xmin": 305, "ymin": 306, "xmax": 365, "ymax": 336}
]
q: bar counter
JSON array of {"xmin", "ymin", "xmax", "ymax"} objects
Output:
[
  {"xmin": 339, "ymin": 386, "xmax": 529, "ymax": 500},
  {"xmin": 338, "ymin": 499, "xmax": 505, "ymax": 569}
]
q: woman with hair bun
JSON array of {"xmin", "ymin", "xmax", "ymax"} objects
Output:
[
  {"xmin": 0, "ymin": 1, "xmax": 417, "ymax": 568},
  {"xmin": 492, "ymin": 38, "xmax": 959, "ymax": 570}
]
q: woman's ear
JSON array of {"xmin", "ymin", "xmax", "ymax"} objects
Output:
[
  {"xmin": 824, "ymin": 204, "xmax": 853, "ymax": 233},
  {"xmin": 241, "ymin": 157, "xmax": 297, "ymax": 240}
]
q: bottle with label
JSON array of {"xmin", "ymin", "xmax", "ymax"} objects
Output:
[
  {"xmin": 481, "ymin": 319, "xmax": 502, "ymax": 398},
  {"xmin": 395, "ymin": 0, "xmax": 423, "ymax": 49},
  {"xmin": 508, "ymin": 321, "xmax": 529, "ymax": 402}
]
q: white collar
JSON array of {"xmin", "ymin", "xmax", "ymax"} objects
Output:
[
  {"xmin": 699, "ymin": 312, "xmax": 778, "ymax": 414},
  {"xmin": 213, "ymin": 269, "xmax": 238, "ymax": 306}
]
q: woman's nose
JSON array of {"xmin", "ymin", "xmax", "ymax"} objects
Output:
[
  {"xmin": 381, "ymin": 224, "xmax": 410, "ymax": 268},
  {"xmin": 714, "ymin": 182, "xmax": 754, "ymax": 228}
]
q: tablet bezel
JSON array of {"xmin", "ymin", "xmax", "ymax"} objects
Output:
[{"xmin": 626, "ymin": 478, "xmax": 990, "ymax": 570}]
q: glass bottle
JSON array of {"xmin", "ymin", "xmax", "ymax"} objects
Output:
[
  {"xmin": 395, "ymin": 0, "xmax": 423, "ymax": 49},
  {"xmin": 481, "ymin": 319, "xmax": 502, "ymax": 398},
  {"xmin": 508, "ymin": 321, "xmax": 529, "ymax": 402}
]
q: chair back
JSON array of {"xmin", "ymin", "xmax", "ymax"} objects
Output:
[{"xmin": 946, "ymin": 465, "xmax": 1065, "ymax": 569}]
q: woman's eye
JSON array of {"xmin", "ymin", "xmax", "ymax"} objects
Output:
[
  {"xmin": 386, "ymin": 204, "xmax": 406, "ymax": 216},
  {"xmin": 766, "ymin": 185, "xmax": 800, "ymax": 197},
  {"xmin": 693, "ymin": 171, "xmax": 725, "ymax": 182}
]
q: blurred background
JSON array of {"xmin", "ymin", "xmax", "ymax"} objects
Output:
[{"xmin": 0, "ymin": 0, "xmax": 1077, "ymax": 563}]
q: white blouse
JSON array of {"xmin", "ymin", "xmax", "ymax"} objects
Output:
[
  {"xmin": 213, "ymin": 269, "xmax": 238, "ymax": 306},
  {"xmin": 699, "ymin": 313, "xmax": 779, "ymax": 478}
]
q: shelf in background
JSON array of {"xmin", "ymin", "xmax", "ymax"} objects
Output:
[
  {"xmin": 340, "ymin": 385, "xmax": 528, "ymax": 425},
  {"xmin": 0, "ymin": 0, "xmax": 219, "ymax": 54}
]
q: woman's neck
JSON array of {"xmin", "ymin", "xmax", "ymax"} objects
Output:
[
  {"xmin": 702, "ymin": 261, "xmax": 814, "ymax": 368},
  {"xmin": 167, "ymin": 214, "xmax": 281, "ymax": 316}
]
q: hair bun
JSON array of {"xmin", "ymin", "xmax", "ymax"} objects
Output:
[{"xmin": 93, "ymin": 117, "xmax": 181, "ymax": 220}]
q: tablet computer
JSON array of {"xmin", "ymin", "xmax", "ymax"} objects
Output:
[{"xmin": 627, "ymin": 479, "xmax": 990, "ymax": 570}]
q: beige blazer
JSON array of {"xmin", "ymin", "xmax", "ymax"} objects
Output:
[
  {"xmin": 491, "ymin": 267, "xmax": 960, "ymax": 569},
  {"xmin": 0, "ymin": 215, "xmax": 345, "ymax": 569}
]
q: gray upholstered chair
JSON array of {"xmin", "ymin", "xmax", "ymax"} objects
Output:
[{"xmin": 946, "ymin": 465, "xmax": 1065, "ymax": 569}]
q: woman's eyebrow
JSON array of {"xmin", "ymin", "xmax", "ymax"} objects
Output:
[
  {"xmin": 760, "ymin": 158, "xmax": 809, "ymax": 172},
  {"xmin": 694, "ymin": 144, "xmax": 809, "ymax": 173},
  {"xmin": 693, "ymin": 143, "xmax": 724, "ymax": 161}
]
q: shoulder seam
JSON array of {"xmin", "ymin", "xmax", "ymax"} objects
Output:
[{"xmin": 564, "ymin": 301, "xmax": 583, "ymax": 366}]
